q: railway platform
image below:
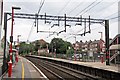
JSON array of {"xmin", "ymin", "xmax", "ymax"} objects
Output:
[
  {"xmin": 33, "ymin": 55, "xmax": 120, "ymax": 73},
  {"xmin": 1, "ymin": 56, "xmax": 47, "ymax": 80},
  {"xmin": 26, "ymin": 55, "xmax": 120, "ymax": 80},
  {"xmin": 48, "ymin": 56, "xmax": 120, "ymax": 73}
]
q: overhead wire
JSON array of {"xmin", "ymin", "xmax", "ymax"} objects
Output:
[
  {"xmin": 62, "ymin": 0, "xmax": 104, "ymax": 40},
  {"xmin": 94, "ymin": 0, "xmax": 118, "ymax": 17},
  {"xmin": 49, "ymin": 0, "xmax": 72, "ymax": 25},
  {"xmin": 104, "ymin": 1, "xmax": 120, "ymax": 19},
  {"xmin": 49, "ymin": 0, "xmax": 98, "ymax": 39},
  {"xmin": 62, "ymin": 0, "xmax": 99, "ymax": 39},
  {"xmin": 49, "ymin": 0, "xmax": 98, "ymax": 37},
  {"xmin": 50, "ymin": 0, "xmax": 119, "ymax": 42},
  {"xmin": 95, "ymin": 0, "xmax": 118, "ymax": 14},
  {"xmin": 64, "ymin": 0, "xmax": 105, "ymax": 40},
  {"xmin": 81, "ymin": 0, "xmax": 103, "ymax": 15},
  {"xmin": 38, "ymin": 0, "xmax": 45, "ymax": 14},
  {"xmin": 27, "ymin": 0, "xmax": 45, "ymax": 42},
  {"xmin": 102, "ymin": 0, "xmax": 120, "ymax": 25},
  {"xmin": 109, "ymin": 15, "xmax": 120, "ymax": 20},
  {"xmin": 101, "ymin": 0, "xmax": 118, "ymax": 11},
  {"xmin": 46, "ymin": 0, "xmax": 72, "ymax": 38},
  {"xmin": 73, "ymin": 0, "xmax": 120, "ymax": 40},
  {"xmin": 75, "ymin": 0, "xmax": 98, "ymax": 16},
  {"xmin": 102, "ymin": 1, "xmax": 120, "ymax": 21},
  {"xmin": 66, "ymin": 0, "xmax": 119, "ymax": 40},
  {"xmin": 57, "ymin": 0, "xmax": 72, "ymax": 15},
  {"xmin": 67, "ymin": 0, "xmax": 103, "ymax": 37},
  {"xmin": 46, "ymin": 0, "xmax": 119, "ymax": 40},
  {"xmin": 66, "ymin": 25, "xmax": 102, "ymax": 40},
  {"xmin": 105, "ymin": 11, "xmax": 119, "ymax": 19},
  {"xmin": 67, "ymin": 0, "xmax": 85, "ymax": 15},
  {"xmin": 27, "ymin": 22, "xmax": 35, "ymax": 42},
  {"xmin": 37, "ymin": 0, "xmax": 43, "ymax": 14}
]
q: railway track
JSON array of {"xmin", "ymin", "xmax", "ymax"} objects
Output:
[{"xmin": 26, "ymin": 56, "xmax": 103, "ymax": 80}]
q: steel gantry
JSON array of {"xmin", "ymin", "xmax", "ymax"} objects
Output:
[{"xmin": 3, "ymin": 12, "xmax": 110, "ymax": 66}]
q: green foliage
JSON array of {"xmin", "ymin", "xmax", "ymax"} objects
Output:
[
  {"xmin": 66, "ymin": 48, "xmax": 74, "ymax": 57},
  {"xmin": 34, "ymin": 40, "xmax": 48, "ymax": 51},
  {"xmin": 19, "ymin": 38, "xmax": 73, "ymax": 55},
  {"xmin": 49, "ymin": 38, "xmax": 73, "ymax": 54},
  {"xmin": 34, "ymin": 40, "xmax": 39, "ymax": 51},
  {"xmin": 19, "ymin": 42, "xmax": 34, "ymax": 55},
  {"xmin": 66, "ymin": 48, "xmax": 74, "ymax": 55}
]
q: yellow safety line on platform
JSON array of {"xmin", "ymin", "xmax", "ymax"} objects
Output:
[{"xmin": 22, "ymin": 61, "xmax": 24, "ymax": 80}]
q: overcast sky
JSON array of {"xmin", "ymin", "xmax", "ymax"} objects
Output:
[{"xmin": 3, "ymin": 0, "xmax": 120, "ymax": 43}]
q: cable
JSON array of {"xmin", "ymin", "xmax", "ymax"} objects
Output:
[
  {"xmin": 45, "ymin": 0, "xmax": 117, "ymax": 39},
  {"xmin": 37, "ymin": 0, "xmax": 43, "ymax": 14},
  {"xmin": 48, "ymin": 0, "xmax": 97, "ymax": 38},
  {"xmin": 101, "ymin": 0, "xmax": 118, "ymax": 11},
  {"xmin": 70, "ymin": 1, "xmax": 119, "ymax": 41},
  {"xmin": 105, "ymin": 10, "xmax": 120, "ymax": 19},
  {"xmin": 66, "ymin": 25, "xmax": 102, "ymax": 40},
  {"xmin": 54, "ymin": 1, "xmax": 97, "ymax": 36},
  {"xmin": 27, "ymin": 22, "xmax": 35, "ymax": 42},
  {"xmin": 27, "ymin": 0, "xmax": 45, "ymax": 42},
  {"xmin": 109, "ymin": 16, "xmax": 120, "ymax": 20},
  {"xmin": 94, "ymin": 0, "xmax": 118, "ymax": 17},
  {"xmin": 50, "ymin": 0, "xmax": 72, "ymax": 24},
  {"xmin": 66, "ymin": 0, "xmax": 116, "ymax": 38},
  {"xmin": 81, "ymin": 0, "xmax": 103, "ymax": 15},
  {"xmin": 58, "ymin": 0, "xmax": 119, "ymax": 41},
  {"xmin": 47, "ymin": 0, "xmax": 72, "ymax": 38},
  {"xmin": 68, "ymin": 0, "xmax": 85, "ymax": 15},
  {"xmin": 57, "ymin": 0, "xmax": 72, "ymax": 15},
  {"xmin": 38, "ymin": 0, "xmax": 45, "ymax": 14},
  {"xmin": 60, "ymin": 0, "xmax": 98, "ymax": 35},
  {"xmin": 75, "ymin": 0, "xmax": 98, "ymax": 16},
  {"xmin": 55, "ymin": 0, "xmax": 84, "ymax": 34}
]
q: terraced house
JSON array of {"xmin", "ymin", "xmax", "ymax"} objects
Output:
[{"xmin": 74, "ymin": 39, "xmax": 105, "ymax": 60}]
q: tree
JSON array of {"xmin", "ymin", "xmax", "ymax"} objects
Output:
[
  {"xmin": 66, "ymin": 48, "xmax": 74, "ymax": 57},
  {"xmin": 34, "ymin": 40, "xmax": 40, "ymax": 51},
  {"xmin": 33, "ymin": 39, "xmax": 48, "ymax": 52},
  {"xmin": 49, "ymin": 38, "xmax": 73, "ymax": 54},
  {"xmin": 19, "ymin": 42, "xmax": 34, "ymax": 55}
]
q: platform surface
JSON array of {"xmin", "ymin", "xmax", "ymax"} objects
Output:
[
  {"xmin": 2, "ymin": 56, "xmax": 47, "ymax": 80},
  {"xmin": 36, "ymin": 55, "xmax": 120, "ymax": 73}
]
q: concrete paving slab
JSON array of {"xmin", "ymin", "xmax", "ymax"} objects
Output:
[{"xmin": 2, "ymin": 56, "xmax": 47, "ymax": 80}]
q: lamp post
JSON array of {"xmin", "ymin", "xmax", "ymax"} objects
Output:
[
  {"xmin": 98, "ymin": 32, "xmax": 104, "ymax": 63},
  {"xmin": 46, "ymin": 44, "xmax": 48, "ymax": 56},
  {"xmin": 8, "ymin": 7, "xmax": 21, "ymax": 77},
  {"xmin": 16, "ymin": 35, "xmax": 21, "ymax": 50},
  {"xmin": 54, "ymin": 42, "xmax": 56, "ymax": 57},
  {"xmin": 17, "ymin": 35, "xmax": 21, "ymax": 43},
  {"xmin": 74, "ymin": 36, "xmax": 76, "ymax": 61},
  {"xmin": 100, "ymin": 52, "xmax": 104, "ymax": 63},
  {"xmin": 16, "ymin": 35, "xmax": 21, "ymax": 63},
  {"xmin": 98, "ymin": 32, "xmax": 103, "ymax": 40}
]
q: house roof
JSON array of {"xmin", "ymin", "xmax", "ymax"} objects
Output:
[
  {"xmin": 91, "ymin": 40, "xmax": 99, "ymax": 44},
  {"xmin": 109, "ymin": 44, "xmax": 120, "ymax": 50},
  {"xmin": 86, "ymin": 39, "xmax": 104, "ymax": 45},
  {"xmin": 109, "ymin": 34, "xmax": 120, "ymax": 45},
  {"xmin": 39, "ymin": 39, "xmax": 46, "ymax": 43}
]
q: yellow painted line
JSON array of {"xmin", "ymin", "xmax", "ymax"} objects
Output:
[{"xmin": 22, "ymin": 60, "xmax": 24, "ymax": 80}]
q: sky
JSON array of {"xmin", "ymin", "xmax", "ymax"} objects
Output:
[{"xmin": 3, "ymin": 0, "xmax": 120, "ymax": 43}]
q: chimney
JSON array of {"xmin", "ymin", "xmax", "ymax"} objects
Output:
[
  {"xmin": 80, "ymin": 40, "xmax": 82, "ymax": 43},
  {"xmin": 89, "ymin": 40, "xmax": 92, "ymax": 42}
]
